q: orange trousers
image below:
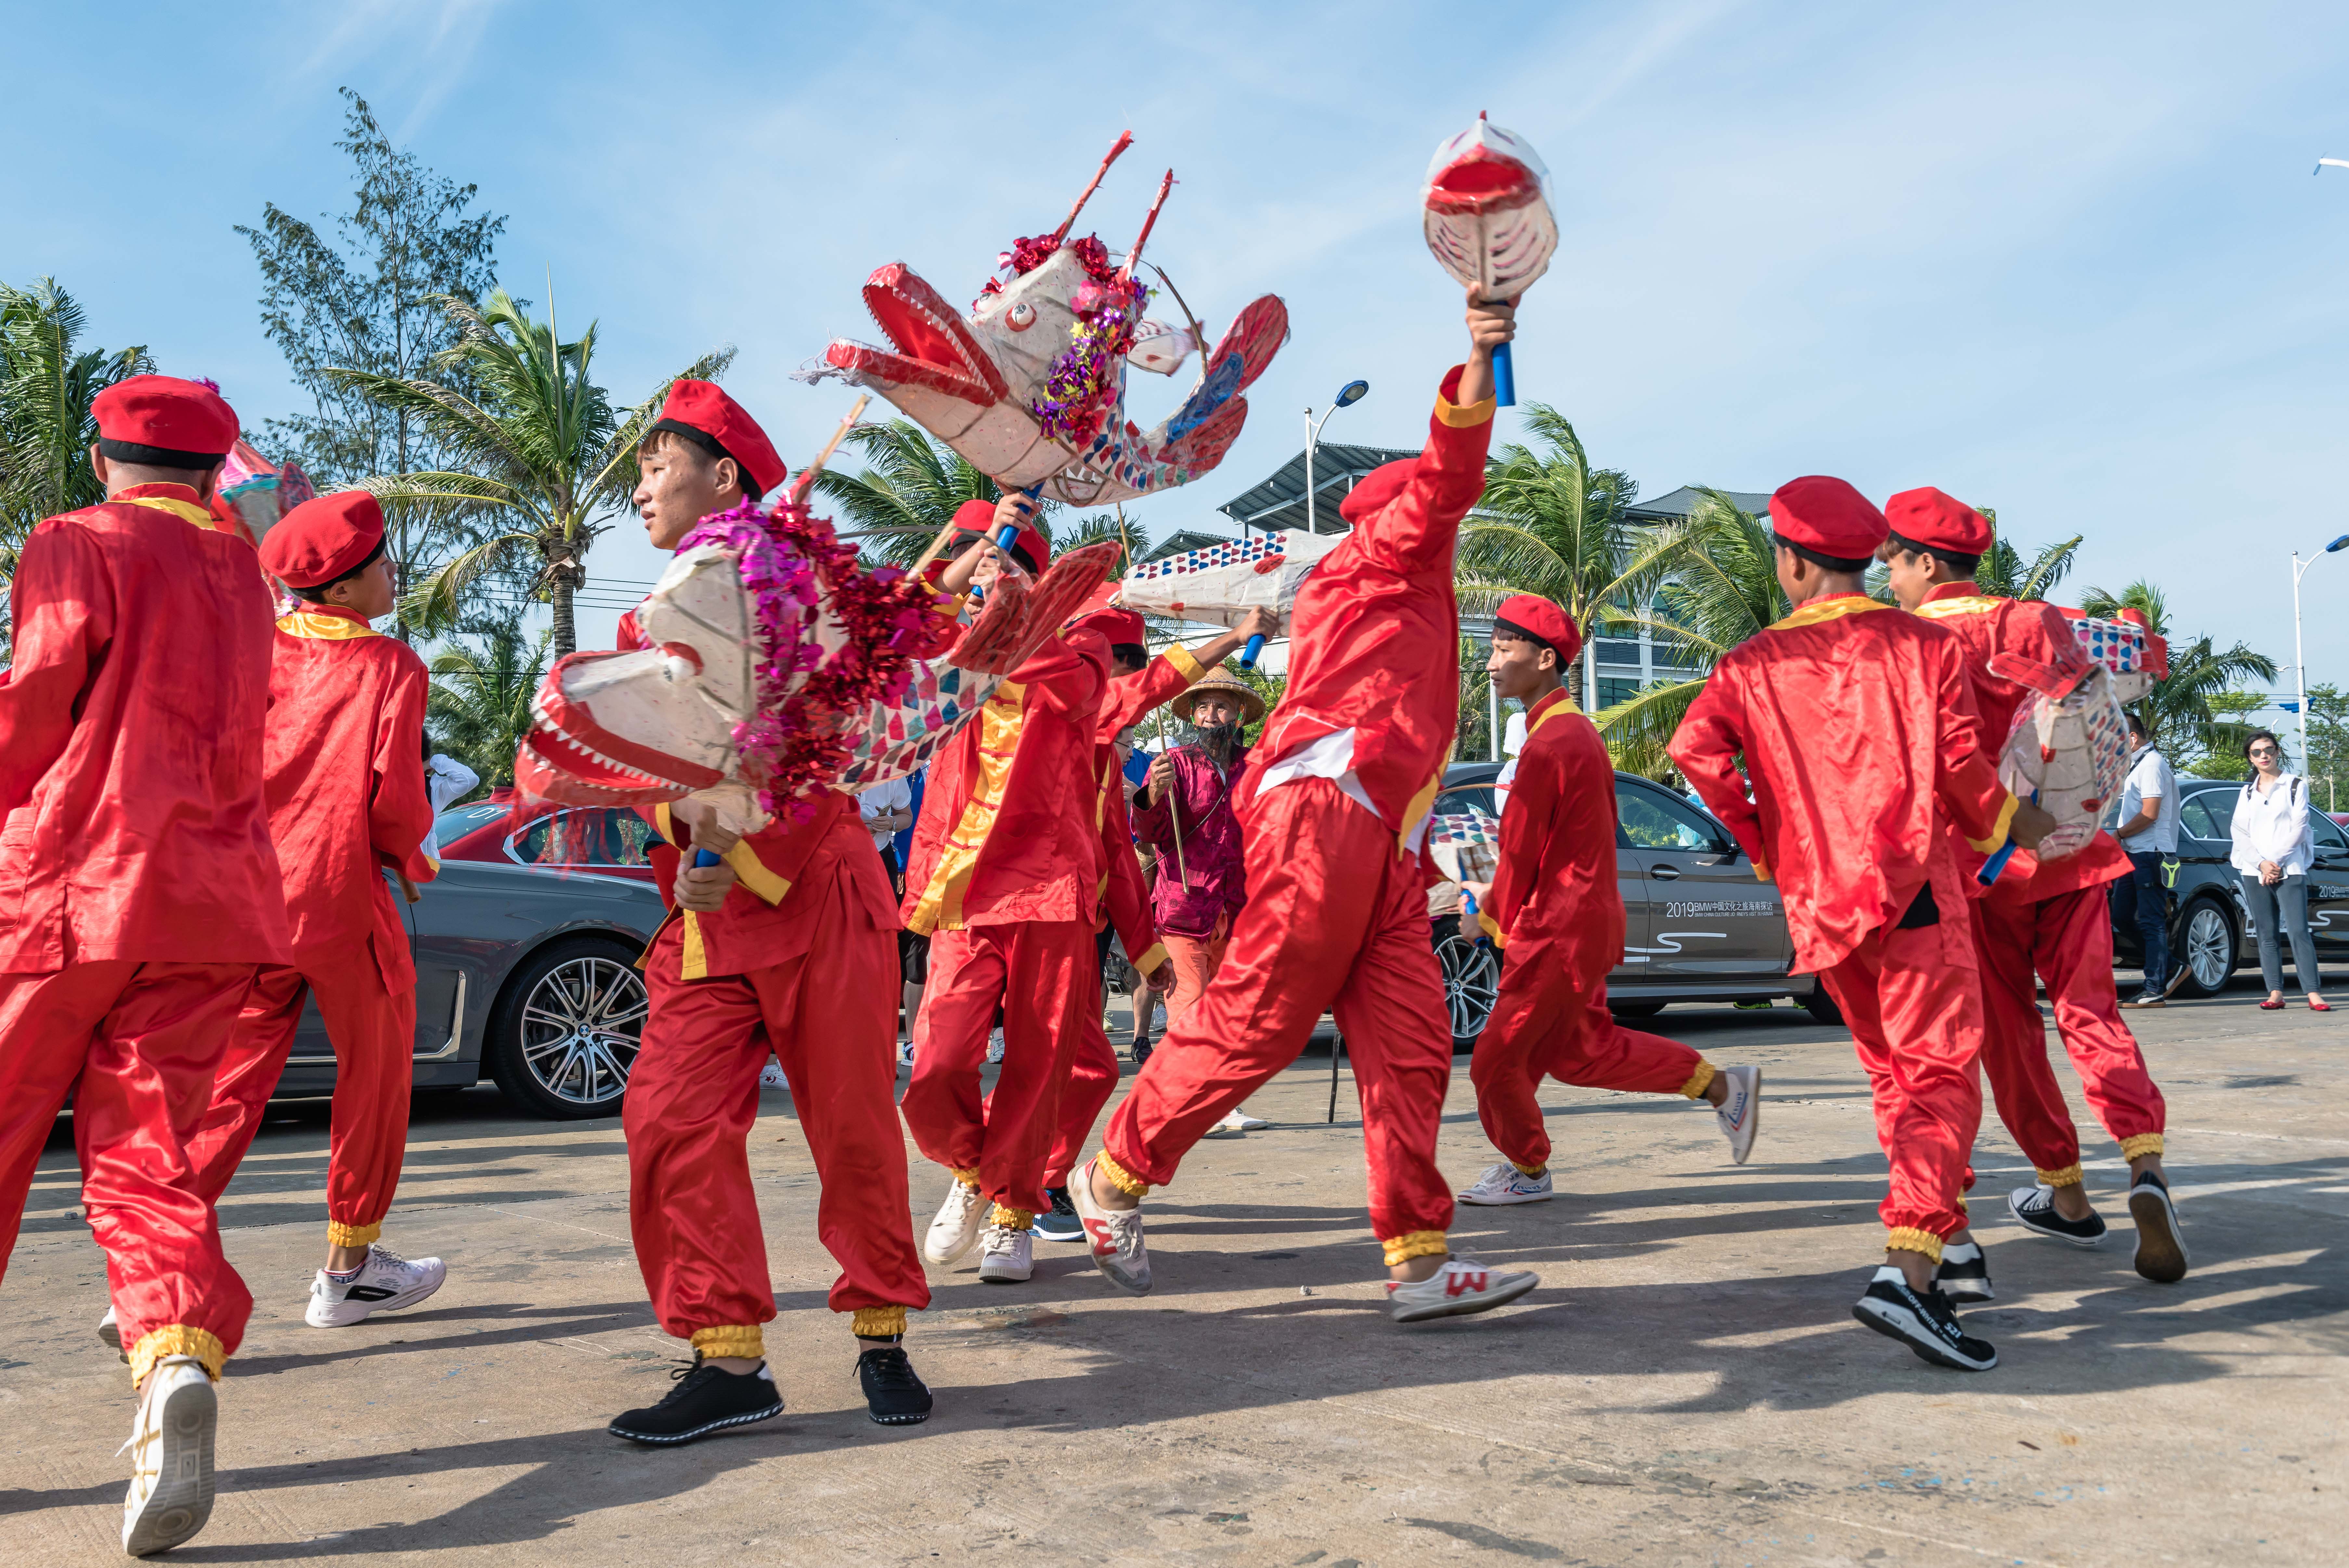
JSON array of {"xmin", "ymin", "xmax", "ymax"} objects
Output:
[
  {"xmin": 1822, "ymin": 906, "xmax": 1986, "ymax": 1255},
  {"xmin": 625, "ymin": 896, "xmax": 929, "ymax": 1348},
  {"xmin": 187, "ymin": 955, "xmax": 415, "ymax": 1246},
  {"xmin": 0, "ymin": 962, "xmax": 256, "ymax": 1380},
  {"xmin": 903, "ymin": 918, "xmax": 1097, "ymax": 1218},
  {"xmin": 1470, "ymin": 940, "xmax": 1707, "ymax": 1172},
  {"xmin": 1043, "ymin": 921, "xmax": 1231, "ymax": 1191},
  {"xmin": 1103, "ymin": 780, "xmax": 1456, "ymax": 1251},
  {"xmin": 1973, "ymin": 883, "xmax": 2166, "ymax": 1181}
]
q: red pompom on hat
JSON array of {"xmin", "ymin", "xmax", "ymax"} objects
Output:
[
  {"xmin": 1338, "ymin": 459, "xmax": 1415, "ymax": 525},
  {"xmin": 1493, "ymin": 593, "xmax": 1583, "ymax": 667},
  {"xmin": 1769, "ymin": 475, "xmax": 1887, "ymax": 561},
  {"xmin": 953, "ymin": 497, "xmax": 1051, "ymax": 575},
  {"xmin": 92, "ymin": 375, "xmax": 239, "ymax": 467},
  {"xmin": 1884, "ymin": 486, "xmax": 1992, "ymax": 557},
  {"xmin": 261, "ymin": 490, "xmax": 386, "ymax": 588},
  {"xmin": 647, "ymin": 379, "xmax": 786, "ymax": 500}
]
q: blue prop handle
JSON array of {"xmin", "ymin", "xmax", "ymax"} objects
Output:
[
  {"xmin": 1974, "ymin": 788, "xmax": 2037, "ymax": 888},
  {"xmin": 969, "ymin": 491, "xmax": 1040, "ymax": 602},
  {"xmin": 1461, "ymin": 888, "xmax": 1490, "ymax": 948},
  {"xmin": 1491, "ymin": 341, "xmax": 1516, "ymax": 408},
  {"xmin": 1239, "ymin": 632, "xmax": 1267, "ymax": 669},
  {"xmin": 693, "ymin": 849, "xmax": 721, "ymax": 869}
]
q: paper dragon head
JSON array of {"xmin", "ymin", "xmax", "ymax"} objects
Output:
[
  {"xmin": 820, "ymin": 133, "xmax": 1289, "ymax": 507},
  {"xmin": 209, "ymin": 438, "xmax": 316, "ymax": 550},
  {"xmin": 1984, "ymin": 609, "xmax": 2174, "ymax": 863}
]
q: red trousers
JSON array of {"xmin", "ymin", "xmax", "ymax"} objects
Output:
[
  {"xmin": 1822, "ymin": 912, "xmax": 1985, "ymax": 1254},
  {"xmin": 1973, "ymin": 884, "xmax": 2167, "ymax": 1180},
  {"xmin": 1103, "ymin": 780, "xmax": 1456, "ymax": 1252},
  {"xmin": 625, "ymin": 888, "xmax": 928, "ymax": 1350},
  {"xmin": 1164, "ymin": 922, "xmax": 1231, "ymax": 1023},
  {"xmin": 904, "ymin": 918, "xmax": 1096, "ymax": 1217},
  {"xmin": 0, "ymin": 962, "xmax": 256, "ymax": 1380},
  {"xmin": 187, "ymin": 956, "xmax": 414, "ymax": 1246},
  {"xmin": 1470, "ymin": 942, "xmax": 1707, "ymax": 1172}
]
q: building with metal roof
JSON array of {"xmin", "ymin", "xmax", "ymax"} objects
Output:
[{"xmin": 1213, "ymin": 443, "xmax": 1422, "ymax": 535}]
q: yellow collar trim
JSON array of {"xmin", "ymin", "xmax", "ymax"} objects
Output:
[
  {"xmin": 1913, "ymin": 594, "xmax": 2005, "ymax": 619},
  {"xmin": 119, "ymin": 494, "xmax": 216, "ymax": 529},
  {"xmin": 276, "ymin": 610, "xmax": 382, "ymax": 641},
  {"xmin": 1524, "ymin": 688, "xmax": 1581, "ymax": 742},
  {"xmin": 1769, "ymin": 595, "xmax": 1892, "ymax": 632}
]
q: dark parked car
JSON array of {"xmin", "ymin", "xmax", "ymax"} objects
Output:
[
  {"xmin": 2111, "ymin": 775, "xmax": 2349, "ymax": 996},
  {"xmin": 273, "ymin": 848, "xmax": 666, "ymax": 1119},
  {"xmin": 1427, "ymin": 761, "xmax": 1836, "ymax": 1047}
]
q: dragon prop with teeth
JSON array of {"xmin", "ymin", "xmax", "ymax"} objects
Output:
[{"xmin": 816, "ymin": 132, "xmax": 1290, "ymax": 506}]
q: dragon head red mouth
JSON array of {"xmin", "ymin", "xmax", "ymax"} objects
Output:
[{"xmin": 824, "ymin": 264, "xmax": 1007, "ymax": 408}]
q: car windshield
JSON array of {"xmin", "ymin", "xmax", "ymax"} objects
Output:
[
  {"xmin": 436, "ymin": 802, "xmax": 510, "ymax": 841},
  {"xmin": 1617, "ymin": 784, "xmax": 1728, "ymax": 854}
]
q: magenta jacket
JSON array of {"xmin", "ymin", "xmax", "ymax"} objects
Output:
[{"xmin": 1130, "ymin": 743, "xmax": 1250, "ymax": 939}]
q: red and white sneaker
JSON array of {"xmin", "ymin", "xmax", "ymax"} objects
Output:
[
  {"xmin": 1385, "ymin": 1254, "xmax": 1539, "ymax": 1324},
  {"xmin": 1070, "ymin": 1158, "xmax": 1152, "ymax": 1295}
]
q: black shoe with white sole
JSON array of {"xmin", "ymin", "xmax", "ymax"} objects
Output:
[
  {"xmin": 1032, "ymin": 1186, "xmax": 1083, "ymax": 1242},
  {"xmin": 857, "ymin": 1345, "xmax": 934, "ymax": 1425},
  {"xmin": 1852, "ymin": 1267, "xmax": 1997, "ymax": 1371},
  {"xmin": 1934, "ymin": 1240, "xmax": 1995, "ymax": 1303},
  {"xmin": 608, "ymin": 1357, "xmax": 782, "ymax": 1445},
  {"xmin": 2127, "ymin": 1170, "xmax": 2190, "ymax": 1284},
  {"xmin": 2007, "ymin": 1184, "xmax": 2108, "ymax": 1246}
]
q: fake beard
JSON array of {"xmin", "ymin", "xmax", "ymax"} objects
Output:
[{"xmin": 1196, "ymin": 720, "xmax": 1241, "ymax": 752}]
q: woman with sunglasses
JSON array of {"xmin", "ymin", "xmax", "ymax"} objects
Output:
[{"xmin": 2230, "ymin": 730, "xmax": 2332, "ymax": 1012}]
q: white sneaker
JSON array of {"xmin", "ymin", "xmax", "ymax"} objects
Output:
[
  {"xmin": 1221, "ymin": 1110, "xmax": 1270, "ymax": 1131},
  {"xmin": 1202, "ymin": 1112, "xmax": 1245, "ymax": 1139},
  {"xmin": 1457, "ymin": 1162, "xmax": 1554, "ymax": 1206},
  {"xmin": 895, "ymin": 1041, "xmax": 915, "ymax": 1069},
  {"xmin": 923, "ymin": 1178, "xmax": 987, "ymax": 1264},
  {"xmin": 1712, "ymin": 1065, "xmax": 1761, "ymax": 1165},
  {"xmin": 977, "ymin": 1224, "xmax": 1034, "ymax": 1283},
  {"xmin": 305, "ymin": 1245, "xmax": 447, "ymax": 1328},
  {"xmin": 1070, "ymin": 1158, "xmax": 1152, "ymax": 1294},
  {"xmin": 985, "ymin": 1028, "xmax": 1006, "ymax": 1065},
  {"xmin": 758, "ymin": 1060, "xmax": 786, "ymax": 1089},
  {"xmin": 1386, "ymin": 1254, "xmax": 1540, "ymax": 1323},
  {"xmin": 99, "ymin": 1302, "xmax": 121, "ymax": 1350},
  {"xmin": 121, "ymin": 1355, "xmax": 215, "ymax": 1556}
]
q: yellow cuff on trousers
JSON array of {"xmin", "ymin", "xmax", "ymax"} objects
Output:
[
  {"xmin": 328, "ymin": 1220, "xmax": 382, "ymax": 1248},
  {"xmin": 1511, "ymin": 1160, "xmax": 1547, "ymax": 1178},
  {"xmin": 1884, "ymin": 1227, "xmax": 1946, "ymax": 1264},
  {"xmin": 129, "ymin": 1326, "xmax": 225, "ymax": 1387},
  {"xmin": 1955, "ymin": 1191, "xmax": 1969, "ymax": 1212},
  {"xmin": 851, "ymin": 1306, "xmax": 908, "ymax": 1338},
  {"xmin": 2119, "ymin": 1133, "xmax": 2165, "ymax": 1160},
  {"xmin": 690, "ymin": 1325, "xmax": 766, "ymax": 1361},
  {"xmin": 1383, "ymin": 1230, "xmax": 1449, "ymax": 1267},
  {"xmin": 2036, "ymin": 1162, "xmax": 2085, "ymax": 1188},
  {"xmin": 949, "ymin": 1166, "xmax": 980, "ymax": 1189},
  {"xmin": 1678, "ymin": 1060, "xmax": 1717, "ymax": 1100},
  {"xmin": 990, "ymin": 1204, "xmax": 1034, "ymax": 1230},
  {"xmin": 1095, "ymin": 1150, "xmax": 1150, "ymax": 1198}
]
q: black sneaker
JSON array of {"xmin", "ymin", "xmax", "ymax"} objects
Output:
[
  {"xmin": 608, "ymin": 1356, "xmax": 783, "ymax": 1445},
  {"xmin": 1851, "ymin": 1267, "xmax": 1998, "ymax": 1371},
  {"xmin": 2120, "ymin": 990, "xmax": 2166, "ymax": 1009},
  {"xmin": 1130, "ymin": 1040, "xmax": 1153, "ymax": 1066},
  {"xmin": 2127, "ymin": 1170, "xmax": 2190, "ymax": 1284},
  {"xmin": 2007, "ymin": 1184, "xmax": 2108, "ymax": 1246},
  {"xmin": 857, "ymin": 1345, "xmax": 933, "ymax": 1426},
  {"xmin": 1033, "ymin": 1186, "xmax": 1083, "ymax": 1242},
  {"xmin": 1934, "ymin": 1239, "xmax": 1995, "ymax": 1302}
]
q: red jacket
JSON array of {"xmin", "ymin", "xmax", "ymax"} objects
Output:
[
  {"xmin": 0, "ymin": 485, "xmax": 290, "ymax": 971},
  {"xmin": 1250, "ymin": 366, "xmax": 1494, "ymax": 845},
  {"xmin": 262, "ymin": 606, "xmax": 435, "ymax": 990},
  {"xmin": 1912, "ymin": 581, "xmax": 2132, "ymax": 904},
  {"xmin": 1669, "ymin": 595, "xmax": 2016, "ymax": 973},
  {"xmin": 1476, "ymin": 688, "xmax": 1621, "ymax": 990},
  {"xmin": 1085, "ymin": 650, "xmax": 1200, "ymax": 970}
]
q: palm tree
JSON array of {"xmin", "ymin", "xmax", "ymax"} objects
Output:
[
  {"xmin": 815, "ymin": 418, "xmax": 1002, "ymax": 567},
  {"xmin": 1455, "ymin": 403, "xmax": 1677, "ymax": 706},
  {"xmin": 1973, "ymin": 510, "xmax": 2081, "ymax": 602},
  {"xmin": 426, "ymin": 613, "xmax": 551, "ymax": 787},
  {"xmin": 328, "ymin": 286, "xmax": 730, "ymax": 654},
  {"xmin": 1593, "ymin": 488, "xmax": 1788, "ymax": 777},
  {"xmin": 1, "ymin": 278, "xmax": 151, "ymax": 577},
  {"xmin": 2078, "ymin": 579, "xmax": 2276, "ymax": 769}
]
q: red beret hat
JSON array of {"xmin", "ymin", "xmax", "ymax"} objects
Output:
[
  {"xmin": 953, "ymin": 497, "xmax": 1051, "ymax": 575},
  {"xmin": 261, "ymin": 490, "xmax": 386, "ymax": 588},
  {"xmin": 1338, "ymin": 459, "xmax": 1415, "ymax": 526},
  {"xmin": 92, "ymin": 375, "xmax": 239, "ymax": 466},
  {"xmin": 1884, "ymin": 486, "xmax": 1992, "ymax": 557},
  {"xmin": 1769, "ymin": 475, "xmax": 1887, "ymax": 561},
  {"xmin": 1087, "ymin": 607, "xmax": 1147, "ymax": 646},
  {"xmin": 648, "ymin": 380, "xmax": 786, "ymax": 499},
  {"xmin": 1493, "ymin": 593, "xmax": 1583, "ymax": 667}
]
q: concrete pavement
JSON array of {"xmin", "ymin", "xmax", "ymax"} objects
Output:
[{"xmin": 2, "ymin": 988, "xmax": 2340, "ymax": 1566}]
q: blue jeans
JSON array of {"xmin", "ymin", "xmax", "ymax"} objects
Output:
[
  {"xmin": 2240, "ymin": 874, "xmax": 2322, "ymax": 994},
  {"xmin": 2114, "ymin": 850, "xmax": 2172, "ymax": 991}
]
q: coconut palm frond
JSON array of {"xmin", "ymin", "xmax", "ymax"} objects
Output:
[{"xmin": 1594, "ymin": 677, "xmax": 1708, "ymax": 777}]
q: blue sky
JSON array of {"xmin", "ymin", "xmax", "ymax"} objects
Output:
[{"xmin": 11, "ymin": 1, "xmax": 2349, "ymax": 729}]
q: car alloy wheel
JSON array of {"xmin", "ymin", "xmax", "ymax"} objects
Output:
[
  {"xmin": 2178, "ymin": 901, "xmax": 2235, "ymax": 998},
  {"xmin": 1434, "ymin": 933, "xmax": 1500, "ymax": 1048},
  {"xmin": 520, "ymin": 953, "xmax": 647, "ymax": 1105}
]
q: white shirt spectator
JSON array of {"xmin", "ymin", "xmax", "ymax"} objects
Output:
[
  {"xmin": 419, "ymin": 753, "xmax": 482, "ymax": 862},
  {"xmin": 2119, "ymin": 744, "xmax": 2179, "ymax": 854},
  {"xmin": 858, "ymin": 775, "xmax": 912, "ymax": 855},
  {"xmin": 2230, "ymin": 772, "xmax": 2314, "ymax": 879}
]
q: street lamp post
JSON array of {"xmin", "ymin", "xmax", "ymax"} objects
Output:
[
  {"xmin": 1303, "ymin": 380, "xmax": 1370, "ymax": 534},
  {"xmin": 2290, "ymin": 533, "xmax": 2349, "ymax": 774}
]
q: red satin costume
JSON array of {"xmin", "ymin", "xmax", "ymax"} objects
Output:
[
  {"xmin": 901, "ymin": 618, "xmax": 1116, "ymax": 1224},
  {"xmin": 0, "ymin": 483, "xmax": 289, "ymax": 1385},
  {"xmin": 1672, "ymin": 596, "xmax": 2015, "ymax": 1260},
  {"xmin": 185, "ymin": 605, "xmax": 435, "ymax": 1248},
  {"xmin": 618, "ymin": 614, "xmax": 941, "ymax": 1357},
  {"xmin": 1099, "ymin": 368, "xmax": 1495, "ymax": 1265},
  {"xmin": 1913, "ymin": 582, "xmax": 2166, "ymax": 1183},
  {"xmin": 1471, "ymin": 690, "xmax": 1714, "ymax": 1173}
]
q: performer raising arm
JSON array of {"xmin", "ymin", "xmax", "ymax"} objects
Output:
[
  {"xmin": 1670, "ymin": 477, "xmax": 2053, "ymax": 1373},
  {"xmin": 1075, "ymin": 286, "xmax": 1543, "ymax": 1325}
]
